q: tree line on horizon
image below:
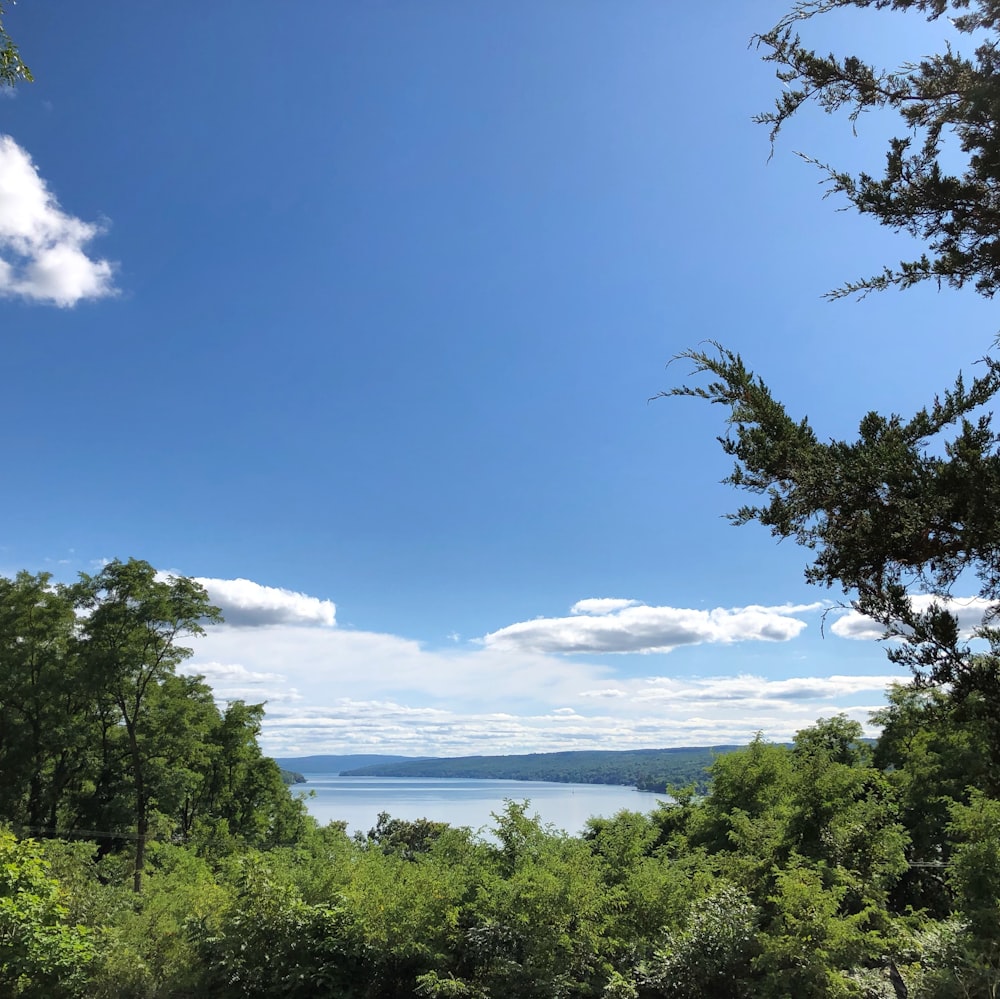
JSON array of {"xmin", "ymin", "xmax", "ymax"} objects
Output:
[{"xmin": 334, "ymin": 747, "xmax": 738, "ymax": 792}]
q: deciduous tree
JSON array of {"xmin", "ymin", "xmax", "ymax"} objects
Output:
[{"xmin": 74, "ymin": 559, "xmax": 221, "ymax": 892}]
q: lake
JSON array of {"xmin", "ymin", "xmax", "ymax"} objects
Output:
[{"xmin": 297, "ymin": 774, "xmax": 667, "ymax": 837}]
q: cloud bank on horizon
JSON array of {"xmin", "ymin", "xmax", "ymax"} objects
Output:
[
  {"xmin": 181, "ymin": 577, "xmax": 913, "ymax": 756},
  {"xmin": 0, "ymin": 135, "xmax": 115, "ymax": 307}
]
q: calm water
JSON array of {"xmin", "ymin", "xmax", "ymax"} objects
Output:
[{"xmin": 297, "ymin": 775, "xmax": 666, "ymax": 837}]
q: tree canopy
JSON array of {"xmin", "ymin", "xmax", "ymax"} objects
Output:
[{"xmin": 755, "ymin": 0, "xmax": 1000, "ymax": 299}]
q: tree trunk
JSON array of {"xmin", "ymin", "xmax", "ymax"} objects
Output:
[
  {"xmin": 134, "ymin": 792, "xmax": 147, "ymax": 894},
  {"xmin": 127, "ymin": 720, "xmax": 147, "ymax": 894}
]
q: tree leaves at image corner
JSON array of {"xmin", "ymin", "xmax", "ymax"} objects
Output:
[
  {"xmin": 0, "ymin": 2, "xmax": 31, "ymax": 89},
  {"xmin": 755, "ymin": 0, "xmax": 1000, "ymax": 300}
]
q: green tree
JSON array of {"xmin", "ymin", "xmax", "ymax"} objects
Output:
[
  {"xmin": 584, "ymin": 807, "xmax": 692, "ymax": 939},
  {"xmin": 666, "ymin": 4, "xmax": 1000, "ymax": 988},
  {"xmin": 873, "ymin": 684, "xmax": 988, "ymax": 914},
  {"xmin": 756, "ymin": 0, "xmax": 1000, "ymax": 300},
  {"xmin": 0, "ymin": 1, "xmax": 30, "ymax": 89},
  {"xmin": 0, "ymin": 830, "xmax": 93, "ymax": 998},
  {"xmin": 74, "ymin": 559, "xmax": 222, "ymax": 892},
  {"xmin": 690, "ymin": 735, "xmax": 795, "ymax": 875},
  {"xmin": 0, "ymin": 574, "xmax": 89, "ymax": 835},
  {"xmin": 639, "ymin": 883, "xmax": 758, "ymax": 999},
  {"xmin": 193, "ymin": 853, "xmax": 361, "ymax": 999},
  {"xmin": 668, "ymin": 336, "xmax": 1000, "ymax": 703},
  {"xmin": 365, "ymin": 811, "xmax": 452, "ymax": 860},
  {"xmin": 785, "ymin": 716, "xmax": 907, "ymax": 909},
  {"xmin": 666, "ymin": 1, "xmax": 1000, "ymax": 719},
  {"xmin": 195, "ymin": 699, "xmax": 311, "ymax": 850},
  {"xmin": 753, "ymin": 860, "xmax": 871, "ymax": 999},
  {"xmin": 455, "ymin": 802, "xmax": 620, "ymax": 998}
]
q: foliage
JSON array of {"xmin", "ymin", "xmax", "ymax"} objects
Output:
[
  {"xmin": 667, "ymin": 341, "xmax": 1000, "ymax": 679},
  {"xmin": 341, "ymin": 747, "xmax": 735, "ymax": 792},
  {"xmin": 0, "ymin": 719, "xmax": 992, "ymax": 997},
  {"xmin": 0, "ymin": 1, "xmax": 30, "ymax": 89},
  {"xmin": 0, "ymin": 572, "xmax": 88, "ymax": 836},
  {"xmin": 74, "ymin": 559, "xmax": 223, "ymax": 892},
  {"xmin": 0, "ymin": 560, "xmax": 309, "ymax": 909},
  {"xmin": 638, "ymin": 883, "xmax": 758, "ymax": 999},
  {"xmin": 194, "ymin": 854, "xmax": 363, "ymax": 999},
  {"xmin": 0, "ymin": 830, "xmax": 93, "ymax": 998},
  {"xmin": 755, "ymin": 0, "xmax": 1000, "ymax": 299},
  {"xmin": 659, "ymin": 3, "xmax": 1000, "ymax": 997},
  {"xmin": 665, "ymin": 1, "xmax": 1000, "ymax": 770}
]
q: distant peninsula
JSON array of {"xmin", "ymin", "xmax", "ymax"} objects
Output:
[
  {"xmin": 274, "ymin": 754, "xmax": 428, "ymax": 774},
  {"xmin": 277, "ymin": 747, "xmax": 745, "ymax": 793}
]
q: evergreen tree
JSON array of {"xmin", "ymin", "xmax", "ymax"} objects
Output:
[{"xmin": 667, "ymin": 0, "xmax": 1000, "ymax": 773}]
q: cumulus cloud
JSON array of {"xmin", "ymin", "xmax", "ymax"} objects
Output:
[
  {"xmin": 570, "ymin": 598, "xmax": 640, "ymax": 616},
  {"xmin": 481, "ymin": 600, "xmax": 822, "ymax": 654},
  {"xmin": 830, "ymin": 595, "xmax": 997, "ymax": 641},
  {"xmin": 180, "ymin": 601, "xmax": 901, "ymax": 756},
  {"xmin": 0, "ymin": 135, "xmax": 116, "ymax": 306},
  {"xmin": 172, "ymin": 575, "xmax": 905, "ymax": 756},
  {"xmin": 195, "ymin": 577, "xmax": 337, "ymax": 628}
]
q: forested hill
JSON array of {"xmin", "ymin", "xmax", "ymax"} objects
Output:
[
  {"xmin": 274, "ymin": 754, "xmax": 424, "ymax": 773},
  {"xmin": 338, "ymin": 746, "xmax": 744, "ymax": 792}
]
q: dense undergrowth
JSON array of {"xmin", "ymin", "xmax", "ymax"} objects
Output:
[{"xmin": 6, "ymin": 693, "xmax": 1000, "ymax": 998}]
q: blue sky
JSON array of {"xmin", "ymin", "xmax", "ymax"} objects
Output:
[{"xmin": 0, "ymin": 1, "xmax": 994, "ymax": 756}]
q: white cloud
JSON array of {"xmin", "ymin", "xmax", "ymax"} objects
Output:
[
  {"xmin": 194, "ymin": 577, "xmax": 337, "ymax": 627},
  {"xmin": 631, "ymin": 672, "xmax": 900, "ymax": 705},
  {"xmin": 188, "ymin": 622, "xmax": 609, "ymax": 707},
  {"xmin": 179, "ymin": 661, "xmax": 286, "ymax": 684},
  {"xmin": 0, "ymin": 135, "xmax": 116, "ymax": 306},
  {"xmin": 178, "ymin": 586, "xmax": 901, "ymax": 756},
  {"xmin": 255, "ymin": 691, "xmax": 892, "ymax": 758},
  {"xmin": 481, "ymin": 600, "xmax": 823, "ymax": 654},
  {"xmin": 830, "ymin": 595, "xmax": 997, "ymax": 641},
  {"xmin": 570, "ymin": 598, "xmax": 640, "ymax": 616},
  {"xmin": 177, "ymin": 662, "xmax": 303, "ymax": 705}
]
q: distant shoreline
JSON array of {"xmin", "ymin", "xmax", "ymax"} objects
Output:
[{"xmin": 276, "ymin": 745, "xmax": 746, "ymax": 794}]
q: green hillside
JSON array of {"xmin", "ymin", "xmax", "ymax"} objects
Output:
[
  {"xmin": 339, "ymin": 746, "xmax": 745, "ymax": 792},
  {"xmin": 274, "ymin": 754, "xmax": 423, "ymax": 774}
]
